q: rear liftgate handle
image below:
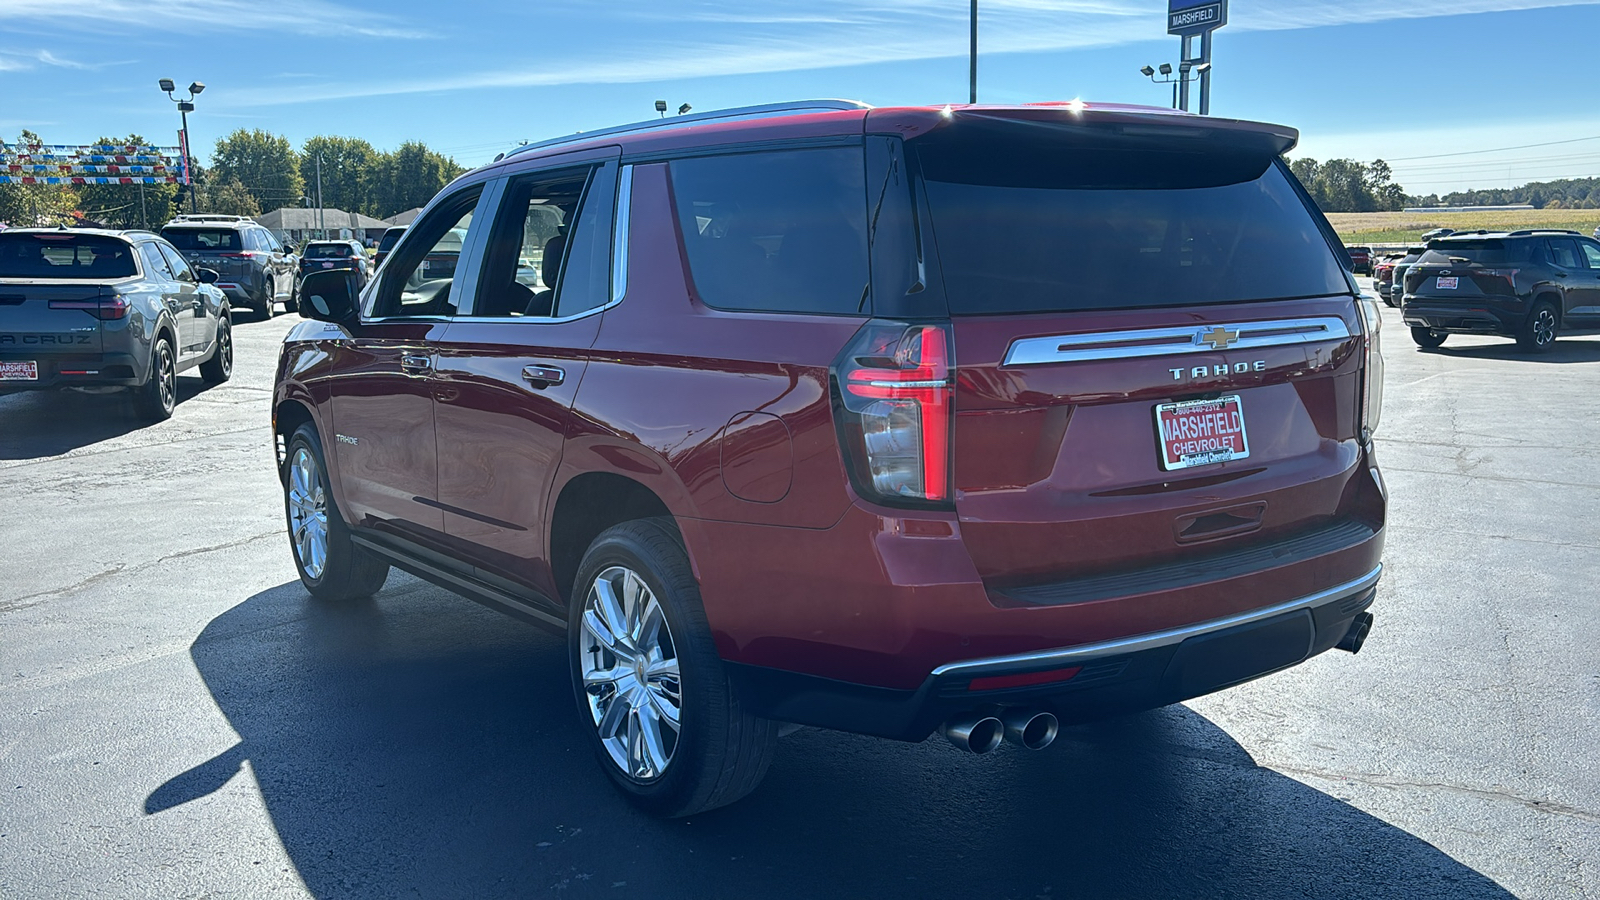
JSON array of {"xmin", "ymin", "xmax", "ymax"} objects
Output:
[{"xmin": 521, "ymin": 364, "xmax": 565, "ymax": 389}]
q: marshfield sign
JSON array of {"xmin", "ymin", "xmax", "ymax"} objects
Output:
[{"xmin": 1169, "ymin": 0, "xmax": 1227, "ymax": 35}]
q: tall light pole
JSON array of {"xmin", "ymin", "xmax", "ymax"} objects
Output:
[{"xmin": 159, "ymin": 78, "xmax": 204, "ymax": 214}]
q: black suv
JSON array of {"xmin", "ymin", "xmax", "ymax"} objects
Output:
[
  {"xmin": 1403, "ymin": 230, "xmax": 1600, "ymax": 351},
  {"xmin": 160, "ymin": 215, "xmax": 298, "ymax": 317}
]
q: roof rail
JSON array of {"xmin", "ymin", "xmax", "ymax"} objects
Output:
[
  {"xmin": 170, "ymin": 214, "xmax": 253, "ymax": 223},
  {"xmin": 1507, "ymin": 229, "xmax": 1582, "ymax": 237},
  {"xmin": 502, "ymin": 99, "xmax": 873, "ymax": 161}
]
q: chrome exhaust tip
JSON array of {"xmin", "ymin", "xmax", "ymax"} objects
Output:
[
  {"xmin": 1337, "ymin": 612, "xmax": 1374, "ymax": 654},
  {"xmin": 1001, "ymin": 708, "xmax": 1059, "ymax": 750},
  {"xmin": 941, "ymin": 713, "xmax": 1005, "ymax": 754}
]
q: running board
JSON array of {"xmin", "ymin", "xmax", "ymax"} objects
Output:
[{"xmin": 350, "ymin": 532, "xmax": 567, "ymax": 632}]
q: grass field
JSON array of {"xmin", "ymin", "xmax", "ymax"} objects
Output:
[{"xmin": 1328, "ymin": 209, "xmax": 1600, "ymax": 244}]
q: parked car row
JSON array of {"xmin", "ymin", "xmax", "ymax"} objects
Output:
[{"xmin": 0, "ymin": 227, "xmax": 233, "ymax": 420}]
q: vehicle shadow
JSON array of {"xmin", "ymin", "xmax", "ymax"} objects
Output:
[
  {"xmin": 0, "ymin": 377, "xmax": 221, "ymax": 460},
  {"xmin": 161, "ymin": 580, "xmax": 1515, "ymax": 900},
  {"xmin": 1417, "ymin": 335, "xmax": 1600, "ymax": 363}
]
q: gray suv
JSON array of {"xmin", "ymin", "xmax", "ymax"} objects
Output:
[
  {"xmin": 0, "ymin": 228, "xmax": 233, "ymax": 420},
  {"xmin": 160, "ymin": 215, "xmax": 297, "ymax": 317}
]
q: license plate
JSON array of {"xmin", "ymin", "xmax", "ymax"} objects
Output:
[
  {"xmin": 1156, "ymin": 395, "xmax": 1250, "ymax": 471},
  {"xmin": 321, "ymin": 262, "xmax": 335, "ymax": 268},
  {"xmin": 0, "ymin": 360, "xmax": 39, "ymax": 381},
  {"xmin": 1436, "ymin": 276, "xmax": 1458, "ymax": 290}
]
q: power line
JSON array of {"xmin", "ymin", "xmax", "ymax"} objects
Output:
[{"xmin": 1387, "ymin": 135, "xmax": 1600, "ymax": 162}]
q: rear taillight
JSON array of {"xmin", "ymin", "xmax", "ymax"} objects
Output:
[
  {"xmin": 832, "ymin": 321, "xmax": 954, "ymax": 507},
  {"xmin": 49, "ymin": 294, "xmax": 128, "ymax": 320},
  {"xmin": 1356, "ymin": 297, "xmax": 1384, "ymax": 442}
]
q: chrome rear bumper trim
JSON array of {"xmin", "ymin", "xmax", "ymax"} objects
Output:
[{"xmin": 1002, "ymin": 315, "xmax": 1353, "ymax": 366}]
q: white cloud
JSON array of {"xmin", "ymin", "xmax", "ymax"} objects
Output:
[{"xmin": 0, "ymin": 0, "xmax": 429, "ymax": 39}]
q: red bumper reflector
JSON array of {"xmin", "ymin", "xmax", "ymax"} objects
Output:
[{"xmin": 968, "ymin": 667, "xmax": 1082, "ymax": 692}]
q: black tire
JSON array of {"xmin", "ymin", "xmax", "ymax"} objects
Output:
[
  {"xmin": 260, "ymin": 277, "xmax": 276, "ymax": 318},
  {"xmin": 1410, "ymin": 327, "xmax": 1447, "ymax": 349},
  {"xmin": 134, "ymin": 334, "xmax": 176, "ymax": 421},
  {"xmin": 283, "ymin": 424, "xmax": 390, "ymax": 602},
  {"xmin": 284, "ymin": 277, "xmax": 299, "ymax": 314},
  {"xmin": 1517, "ymin": 300, "xmax": 1558, "ymax": 353},
  {"xmin": 199, "ymin": 314, "xmax": 233, "ymax": 384},
  {"xmin": 568, "ymin": 517, "xmax": 777, "ymax": 817}
]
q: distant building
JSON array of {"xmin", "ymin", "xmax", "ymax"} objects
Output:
[
  {"xmin": 256, "ymin": 207, "xmax": 391, "ymax": 244},
  {"xmin": 1402, "ymin": 205, "xmax": 1536, "ymax": 213},
  {"xmin": 383, "ymin": 207, "xmax": 423, "ymax": 227}
]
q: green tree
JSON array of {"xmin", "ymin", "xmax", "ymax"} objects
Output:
[
  {"xmin": 73, "ymin": 134, "xmax": 182, "ymax": 229},
  {"xmin": 300, "ymin": 135, "xmax": 379, "ymax": 216},
  {"xmin": 369, "ymin": 141, "xmax": 466, "ymax": 218},
  {"xmin": 210, "ymin": 129, "xmax": 304, "ymax": 214},
  {"xmin": 0, "ymin": 131, "xmax": 80, "ymax": 227},
  {"xmin": 196, "ymin": 178, "xmax": 262, "ymax": 217}
]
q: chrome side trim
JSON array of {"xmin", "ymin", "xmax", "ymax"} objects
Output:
[
  {"xmin": 929, "ymin": 563, "xmax": 1383, "ymax": 679},
  {"xmin": 611, "ymin": 165, "xmax": 633, "ymax": 304},
  {"xmin": 1002, "ymin": 316, "xmax": 1353, "ymax": 366}
]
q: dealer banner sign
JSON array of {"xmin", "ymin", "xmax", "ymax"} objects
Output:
[{"xmin": 1169, "ymin": 0, "xmax": 1227, "ymax": 35}]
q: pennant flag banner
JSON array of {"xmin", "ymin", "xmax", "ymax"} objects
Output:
[{"xmin": 0, "ymin": 143, "xmax": 188, "ymax": 184}]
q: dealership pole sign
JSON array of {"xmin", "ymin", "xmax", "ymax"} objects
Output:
[{"xmin": 1169, "ymin": 0, "xmax": 1227, "ymax": 35}]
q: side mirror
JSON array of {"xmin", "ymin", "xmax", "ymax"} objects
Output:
[
  {"xmin": 299, "ymin": 269, "xmax": 360, "ymax": 322},
  {"xmin": 197, "ymin": 267, "xmax": 220, "ymax": 284}
]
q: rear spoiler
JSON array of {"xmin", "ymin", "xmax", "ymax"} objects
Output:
[{"xmin": 873, "ymin": 104, "xmax": 1299, "ymax": 157}]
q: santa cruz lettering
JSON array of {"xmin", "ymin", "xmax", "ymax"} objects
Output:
[{"xmin": 0, "ymin": 334, "xmax": 94, "ymax": 345}]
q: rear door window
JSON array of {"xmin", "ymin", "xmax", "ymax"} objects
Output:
[
  {"xmin": 0, "ymin": 233, "xmax": 139, "ymax": 278},
  {"xmin": 669, "ymin": 147, "xmax": 869, "ymax": 315},
  {"xmin": 140, "ymin": 244, "xmax": 174, "ymax": 280},
  {"xmin": 157, "ymin": 244, "xmax": 195, "ymax": 282},
  {"xmin": 1548, "ymin": 239, "xmax": 1581, "ymax": 269},
  {"xmin": 915, "ymin": 141, "xmax": 1349, "ymax": 314}
]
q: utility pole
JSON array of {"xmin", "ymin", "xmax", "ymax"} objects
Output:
[
  {"xmin": 139, "ymin": 182, "xmax": 148, "ymax": 229},
  {"xmin": 969, "ymin": 0, "xmax": 978, "ymax": 104},
  {"xmin": 315, "ymin": 153, "xmax": 324, "ymax": 240}
]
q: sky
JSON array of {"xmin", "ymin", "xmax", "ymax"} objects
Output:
[{"xmin": 2, "ymin": 0, "xmax": 1597, "ymax": 197}]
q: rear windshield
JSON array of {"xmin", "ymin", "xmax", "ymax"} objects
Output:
[
  {"xmin": 915, "ymin": 140, "xmax": 1349, "ymax": 314},
  {"xmin": 378, "ymin": 229, "xmax": 404, "ymax": 251},
  {"xmin": 305, "ymin": 243, "xmax": 354, "ymax": 258},
  {"xmin": 160, "ymin": 228, "xmax": 241, "ymax": 251},
  {"xmin": 1418, "ymin": 240, "xmax": 1538, "ymax": 267},
  {"xmin": 0, "ymin": 233, "xmax": 138, "ymax": 279}
]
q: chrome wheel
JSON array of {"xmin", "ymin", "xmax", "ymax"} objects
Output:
[
  {"xmin": 580, "ymin": 565, "xmax": 682, "ymax": 782},
  {"xmin": 217, "ymin": 321, "xmax": 233, "ymax": 377},
  {"xmin": 287, "ymin": 446, "xmax": 329, "ymax": 580}
]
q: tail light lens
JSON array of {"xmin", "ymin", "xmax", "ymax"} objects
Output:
[
  {"xmin": 49, "ymin": 293, "xmax": 128, "ymax": 320},
  {"xmin": 832, "ymin": 321, "xmax": 954, "ymax": 508},
  {"xmin": 1356, "ymin": 297, "xmax": 1384, "ymax": 441}
]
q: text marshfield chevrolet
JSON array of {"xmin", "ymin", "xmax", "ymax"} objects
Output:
[{"xmin": 272, "ymin": 101, "xmax": 1387, "ymax": 816}]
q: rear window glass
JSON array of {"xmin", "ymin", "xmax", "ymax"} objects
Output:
[
  {"xmin": 669, "ymin": 147, "xmax": 869, "ymax": 315},
  {"xmin": 915, "ymin": 141, "xmax": 1349, "ymax": 314},
  {"xmin": 378, "ymin": 229, "xmax": 405, "ymax": 251},
  {"xmin": 305, "ymin": 243, "xmax": 354, "ymax": 258},
  {"xmin": 1418, "ymin": 240, "xmax": 1538, "ymax": 267},
  {"xmin": 0, "ymin": 233, "xmax": 138, "ymax": 279},
  {"xmin": 160, "ymin": 228, "xmax": 241, "ymax": 251}
]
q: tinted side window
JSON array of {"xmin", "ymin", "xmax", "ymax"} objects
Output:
[
  {"xmin": 157, "ymin": 243, "xmax": 194, "ymax": 281},
  {"xmin": 670, "ymin": 147, "xmax": 869, "ymax": 315},
  {"xmin": 140, "ymin": 244, "xmax": 174, "ymax": 280},
  {"xmin": 1548, "ymin": 239, "xmax": 1581, "ymax": 269},
  {"xmin": 1582, "ymin": 241, "xmax": 1600, "ymax": 269},
  {"xmin": 474, "ymin": 167, "xmax": 591, "ymax": 318},
  {"xmin": 556, "ymin": 163, "xmax": 617, "ymax": 318}
]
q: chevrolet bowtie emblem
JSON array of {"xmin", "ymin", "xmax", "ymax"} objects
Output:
[{"xmin": 1198, "ymin": 326, "xmax": 1241, "ymax": 350}]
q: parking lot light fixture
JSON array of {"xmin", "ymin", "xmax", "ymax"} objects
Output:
[
  {"xmin": 158, "ymin": 78, "xmax": 175, "ymax": 93},
  {"xmin": 189, "ymin": 82, "xmax": 205, "ymax": 96},
  {"xmin": 1140, "ymin": 65, "xmax": 1155, "ymax": 77},
  {"xmin": 161, "ymin": 78, "xmax": 204, "ymax": 214},
  {"xmin": 1159, "ymin": 63, "xmax": 1173, "ymax": 76}
]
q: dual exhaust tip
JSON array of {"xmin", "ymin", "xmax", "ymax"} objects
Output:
[{"xmin": 941, "ymin": 708, "xmax": 1059, "ymax": 754}]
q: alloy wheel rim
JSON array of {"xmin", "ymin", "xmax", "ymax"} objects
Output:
[
  {"xmin": 1534, "ymin": 310, "xmax": 1555, "ymax": 346},
  {"xmin": 287, "ymin": 446, "xmax": 329, "ymax": 580},
  {"xmin": 580, "ymin": 565, "xmax": 682, "ymax": 782},
  {"xmin": 158, "ymin": 345, "xmax": 174, "ymax": 411},
  {"xmin": 219, "ymin": 323, "xmax": 233, "ymax": 376}
]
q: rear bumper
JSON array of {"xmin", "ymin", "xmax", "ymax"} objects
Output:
[
  {"xmin": 727, "ymin": 564, "xmax": 1380, "ymax": 741},
  {"xmin": 0, "ymin": 351, "xmax": 143, "ymax": 392},
  {"xmin": 1403, "ymin": 299, "xmax": 1523, "ymax": 335}
]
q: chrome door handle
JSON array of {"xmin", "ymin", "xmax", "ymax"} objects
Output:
[
  {"xmin": 521, "ymin": 365, "xmax": 565, "ymax": 387},
  {"xmin": 401, "ymin": 354, "xmax": 433, "ymax": 372}
]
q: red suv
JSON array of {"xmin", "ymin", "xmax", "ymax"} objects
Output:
[{"xmin": 275, "ymin": 100, "xmax": 1387, "ymax": 816}]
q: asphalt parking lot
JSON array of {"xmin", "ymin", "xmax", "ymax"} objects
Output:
[{"xmin": 2, "ymin": 289, "xmax": 1597, "ymax": 900}]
